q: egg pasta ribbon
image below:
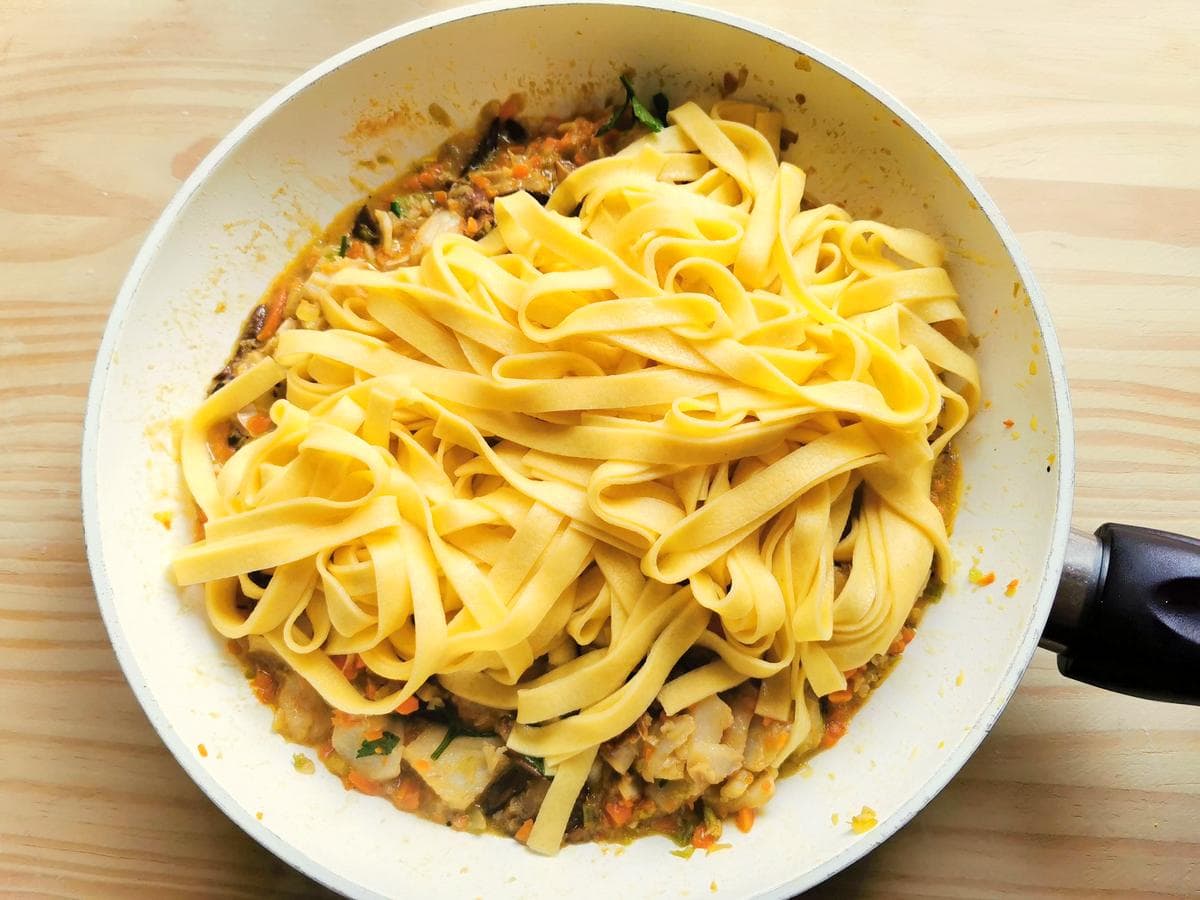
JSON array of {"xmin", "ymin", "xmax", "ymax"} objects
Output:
[{"xmin": 173, "ymin": 100, "xmax": 978, "ymax": 853}]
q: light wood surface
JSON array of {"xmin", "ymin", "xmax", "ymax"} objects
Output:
[{"xmin": 2, "ymin": 1, "xmax": 1197, "ymax": 897}]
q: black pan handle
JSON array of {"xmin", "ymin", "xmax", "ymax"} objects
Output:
[{"xmin": 1041, "ymin": 524, "xmax": 1200, "ymax": 704}]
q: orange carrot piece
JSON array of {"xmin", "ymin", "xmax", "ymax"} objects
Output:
[
  {"xmin": 347, "ymin": 770, "xmax": 383, "ymax": 796},
  {"xmin": 207, "ymin": 421, "xmax": 235, "ymax": 463},
  {"xmin": 691, "ymin": 825, "xmax": 717, "ymax": 850},
  {"xmin": 605, "ymin": 797, "xmax": 635, "ymax": 828},
  {"xmin": 514, "ymin": 818, "xmax": 535, "ymax": 843},
  {"xmin": 510, "ymin": 162, "xmax": 530, "ymax": 179},
  {"xmin": 245, "ymin": 413, "xmax": 273, "ymax": 437},
  {"xmin": 394, "ymin": 696, "xmax": 420, "ymax": 715},
  {"xmin": 827, "ymin": 690, "xmax": 855, "ymax": 705},
  {"xmin": 256, "ymin": 286, "xmax": 289, "ymax": 342},
  {"xmin": 734, "ymin": 807, "xmax": 755, "ymax": 834},
  {"xmin": 251, "ymin": 669, "xmax": 276, "ymax": 705},
  {"xmin": 820, "ymin": 719, "xmax": 847, "ymax": 749}
]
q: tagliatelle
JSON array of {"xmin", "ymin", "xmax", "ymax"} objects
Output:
[{"xmin": 173, "ymin": 100, "xmax": 978, "ymax": 853}]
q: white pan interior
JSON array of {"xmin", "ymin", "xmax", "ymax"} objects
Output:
[{"xmin": 82, "ymin": 2, "xmax": 1073, "ymax": 897}]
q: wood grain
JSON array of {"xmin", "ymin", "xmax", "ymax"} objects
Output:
[{"xmin": 1, "ymin": 1, "xmax": 1197, "ymax": 897}]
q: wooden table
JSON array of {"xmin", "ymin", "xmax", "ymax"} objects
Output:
[{"xmin": 2, "ymin": 1, "xmax": 1197, "ymax": 896}]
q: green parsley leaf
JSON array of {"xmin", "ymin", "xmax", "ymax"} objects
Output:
[
  {"xmin": 429, "ymin": 721, "xmax": 496, "ymax": 760},
  {"xmin": 356, "ymin": 730, "xmax": 400, "ymax": 758},
  {"xmin": 390, "ymin": 199, "xmax": 406, "ymax": 217},
  {"xmin": 519, "ymin": 753, "xmax": 545, "ymax": 775},
  {"xmin": 623, "ymin": 76, "xmax": 664, "ymax": 132},
  {"xmin": 596, "ymin": 85, "xmax": 631, "ymax": 137},
  {"xmin": 338, "ymin": 234, "xmax": 349, "ymax": 257}
]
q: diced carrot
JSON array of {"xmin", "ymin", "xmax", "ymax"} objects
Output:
[
  {"xmin": 510, "ymin": 162, "xmax": 530, "ymax": 179},
  {"xmin": 207, "ymin": 421, "xmax": 235, "ymax": 463},
  {"xmin": 514, "ymin": 817, "xmax": 535, "ymax": 843},
  {"xmin": 888, "ymin": 637, "xmax": 907, "ymax": 655},
  {"xmin": 418, "ymin": 170, "xmax": 438, "ymax": 188},
  {"xmin": 1005, "ymin": 579, "xmax": 1020, "ymax": 597},
  {"xmin": 969, "ymin": 567, "xmax": 996, "ymax": 587},
  {"xmin": 339, "ymin": 654, "xmax": 364, "ymax": 678},
  {"xmin": 691, "ymin": 825, "xmax": 717, "ymax": 850},
  {"xmin": 395, "ymin": 696, "xmax": 420, "ymax": 715},
  {"xmin": 245, "ymin": 413, "xmax": 273, "ymax": 437},
  {"xmin": 1002, "ymin": 419, "xmax": 1014, "ymax": 429},
  {"xmin": 827, "ymin": 690, "xmax": 854, "ymax": 705},
  {"xmin": 735, "ymin": 807, "xmax": 755, "ymax": 833},
  {"xmin": 842, "ymin": 667, "xmax": 863, "ymax": 679},
  {"xmin": 393, "ymin": 776, "xmax": 422, "ymax": 812},
  {"xmin": 820, "ymin": 719, "xmax": 847, "ymax": 749},
  {"xmin": 470, "ymin": 173, "xmax": 491, "ymax": 191},
  {"xmin": 605, "ymin": 796, "xmax": 635, "ymax": 828},
  {"xmin": 402, "ymin": 174, "xmax": 421, "ymax": 191},
  {"xmin": 413, "ymin": 759, "xmax": 431, "ymax": 774},
  {"xmin": 251, "ymin": 669, "xmax": 276, "ymax": 705},
  {"xmin": 331, "ymin": 709, "xmax": 358, "ymax": 728},
  {"xmin": 901, "ymin": 626, "xmax": 917, "ymax": 644},
  {"xmin": 256, "ymin": 285, "xmax": 289, "ymax": 342},
  {"xmin": 433, "ymin": 190, "xmax": 448, "ymax": 204},
  {"xmin": 346, "ymin": 240, "xmax": 366, "ymax": 259},
  {"xmin": 362, "ymin": 728, "xmax": 384, "ymax": 742},
  {"xmin": 347, "ymin": 770, "xmax": 383, "ymax": 796}
]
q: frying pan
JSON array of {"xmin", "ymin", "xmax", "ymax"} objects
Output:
[{"xmin": 80, "ymin": 2, "xmax": 1200, "ymax": 896}]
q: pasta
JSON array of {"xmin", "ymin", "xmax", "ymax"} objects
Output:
[{"xmin": 173, "ymin": 98, "xmax": 978, "ymax": 854}]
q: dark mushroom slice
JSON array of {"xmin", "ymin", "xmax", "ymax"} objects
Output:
[
  {"xmin": 352, "ymin": 205, "xmax": 380, "ymax": 244},
  {"xmin": 461, "ymin": 117, "xmax": 502, "ymax": 174}
]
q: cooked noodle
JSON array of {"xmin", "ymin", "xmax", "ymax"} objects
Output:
[{"xmin": 173, "ymin": 100, "xmax": 978, "ymax": 854}]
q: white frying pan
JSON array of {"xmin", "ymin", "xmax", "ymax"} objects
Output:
[{"xmin": 81, "ymin": 2, "xmax": 1200, "ymax": 897}]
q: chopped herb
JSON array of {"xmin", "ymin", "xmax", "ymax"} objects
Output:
[
  {"xmin": 390, "ymin": 198, "xmax": 406, "ymax": 217},
  {"xmin": 599, "ymin": 76, "xmax": 665, "ymax": 136},
  {"xmin": 596, "ymin": 92, "xmax": 629, "ymax": 137},
  {"xmin": 338, "ymin": 234, "xmax": 349, "ymax": 257},
  {"xmin": 356, "ymin": 730, "xmax": 400, "ymax": 758},
  {"xmin": 430, "ymin": 721, "xmax": 495, "ymax": 760},
  {"xmin": 518, "ymin": 753, "xmax": 545, "ymax": 775},
  {"xmin": 624, "ymin": 76, "xmax": 665, "ymax": 132}
]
